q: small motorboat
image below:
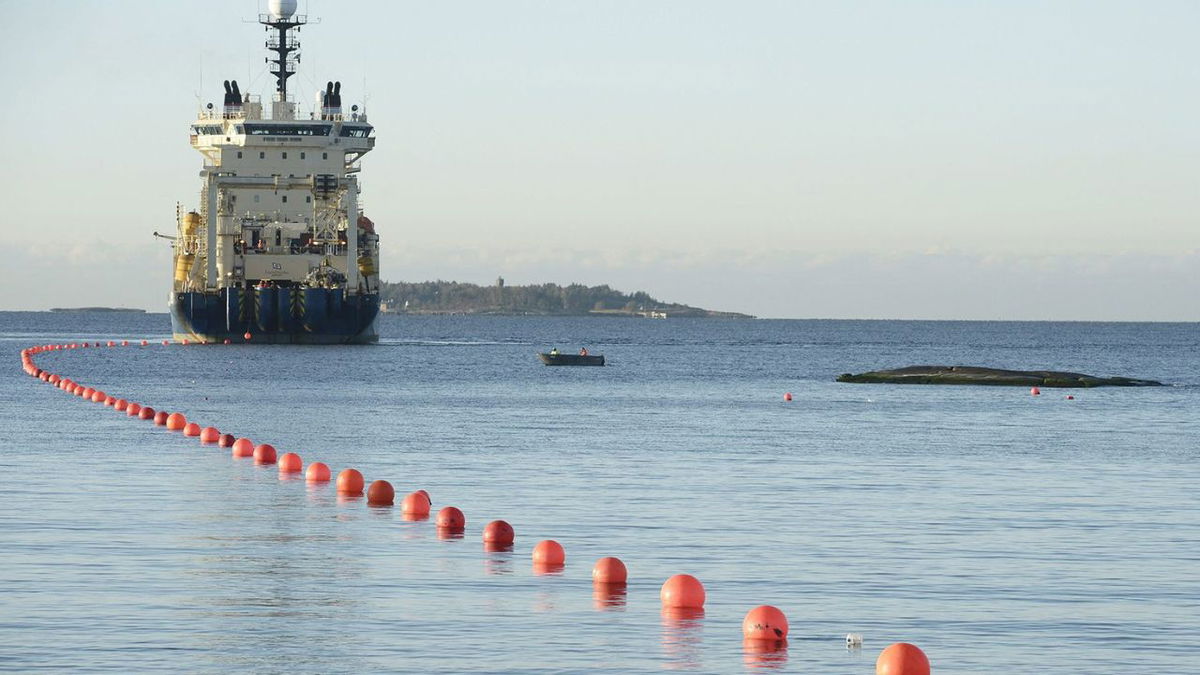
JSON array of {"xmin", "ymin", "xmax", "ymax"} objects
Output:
[{"xmin": 538, "ymin": 352, "xmax": 605, "ymax": 366}]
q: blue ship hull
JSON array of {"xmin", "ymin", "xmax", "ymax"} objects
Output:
[{"xmin": 170, "ymin": 288, "xmax": 380, "ymax": 344}]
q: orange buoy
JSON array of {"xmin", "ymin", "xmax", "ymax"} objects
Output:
[
  {"xmin": 742, "ymin": 605, "xmax": 788, "ymax": 641},
  {"xmin": 253, "ymin": 443, "xmax": 277, "ymax": 464},
  {"xmin": 592, "ymin": 557, "xmax": 628, "ymax": 584},
  {"xmin": 183, "ymin": 422, "xmax": 201, "ymax": 437},
  {"xmin": 223, "ymin": 338, "xmax": 231, "ymax": 344},
  {"xmin": 139, "ymin": 406, "xmax": 155, "ymax": 420},
  {"xmin": 113, "ymin": 399, "xmax": 128, "ymax": 412},
  {"xmin": 106, "ymin": 341, "xmax": 115, "ymax": 347},
  {"xmin": 783, "ymin": 392, "xmax": 793, "ymax": 401},
  {"xmin": 367, "ymin": 479, "xmax": 395, "ymax": 505},
  {"xmin": 401, "ymin": 491, "xmax": 431, "ymax": 516},
  {"xmin": 436, "ymin": 506, "xmax": 466, "ymax": 531},
  {"xmin": 141, "ymin": 340, "xmax": 148, "ymax": 346},
  {"xmin": 90, "ymin": 390, "xmax": 106, "ymax": 403},
  {"xmin": 162, "ymin": 340, "xmax": 169, "ymax": 345},
  {"xmin": 127, "ymin": 403, "xmax": 142, "ymax": 417},
  {"xmin": 121, "ymin": 340, "xmax": 129, "ymax": 346},
  {"xmin": 153, "ymin": 411, "xmax": 169, "ymax": 426},
  {"xmin": 79, "ymin": 386, "xmax": 92, "ymax": 398},
  {"xmin": 875, "ymin": 642, "xmax": 930, "ymax": 675},
  {"xmin": 336, "ymin": 468, "xmax": 364, "ymax": 494},
  {"xmin": 416, "ymin": 488, "xmax": 431, "ymax": 503},
  {"xmin": 181, "ymin": 339, "xmax": 189, "ymax": 345},
  {"xmin": 278, "ymin": 452, "xmax": 302, "ymax": 473},
  {"xmin": 1066, "ymin": 395, "xmax": 1075, "ymax": 400},
  {"xmin": 661, "ymin": 574, "xmax": 705, "ymax": 609},
  {"xmin": 1030, "ymin": 386, "xmax": 1041, "ymax": 396},
  {"xmin": 165, "ymin": 412, "xmax": 187, "ymax": 431},
  {"xmin": 231, "ymin": 438, "xmax": 254, "ymax": 457},
  {"xmin": 482, "ymin": 520, "xmax": 515, "ymax": 545},
  {"xmin": 218, "ymin": 433, "xmax": 235, "ymax": 447},
  {"xmin": 243, "ymin": 332, "xmax": 252, "ymax": 341},
  {"xmin": 199, "ymin": 426, "xmax": 220, "ymax": 443},
  {"xmin": 48, "ymin": 375, "xmax": 60, "ymax": 384},
  {"xmin": 306, "ymin": 461, "xmax": 331, "ymax": 482},
  {"xmin": 532, "ymin": 539, "xmax": 565, "ymax": 565}
]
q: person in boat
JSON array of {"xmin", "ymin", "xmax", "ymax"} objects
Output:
[
  {"xmin": 579, "ymin": 347, "xmax": 588, "ymax": 355},
  {"xmin": 549, "ymin": 347, "xmax": 559, "ymax": 356}
]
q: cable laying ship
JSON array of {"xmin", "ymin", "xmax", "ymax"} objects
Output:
[{"xmin": 169, "ymin": 0, "xmax": 380, "ymax": 344}]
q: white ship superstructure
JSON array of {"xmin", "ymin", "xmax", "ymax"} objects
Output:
[{"xmin": 169, "ymin": 0, "xmax": 381, "ymax": 343}]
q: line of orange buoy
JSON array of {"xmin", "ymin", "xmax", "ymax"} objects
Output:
[{"xmin": 19, "ymin": 340, "xmax": 934, "ymax": 670}]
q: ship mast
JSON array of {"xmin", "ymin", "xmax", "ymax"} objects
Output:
[{"xmin": 259, "ymin": 0, "xmax": 306, "ymax": 103}]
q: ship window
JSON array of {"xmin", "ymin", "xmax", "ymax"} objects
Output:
[
  {"xmin": 243, "ymin": 123, "xmax": 332, "ymax": 136},
  {"xmin": 191, "ymin": 124, "xmax": 223, "ymax": 135},
  {"xmin": 305, "ymin": 195, "xmax": 311, "ymax": 203},
  {"xmin": 322, "ymin": 152, "xmax": 328, "ymax": 160},
  {"xmin": 259, "ymin": 151, "xmax": 265, "ymax": 159},
  {"xmin": 339, "ymin": 125, "xmax": 372, "ymax": 138},
  {"xmin": 282, "ymin": 196, "xmax": 288, "ymax": 203},
  {"xmin": 231, "ymin": 195, "xmax": 236, "ymax": 203},
  {"xmin": 282, "ymin": 152, "xmax": 288, "ymax": 159},
  {"xmin": 254, "ymin": 195, "xmax": 260, "ymax": 203},
  {"xmin": 275, "ymin": 230, "xmax": 282, "ymax": 246},
  {"xmin": 236, "ymin": 151, "xmax": 243, "ymax": 159},
  {"xmin": 300, "ymin": 152, "xmax": 306, "ymax": 159}
]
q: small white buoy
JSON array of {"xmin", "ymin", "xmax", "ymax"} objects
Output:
[{"xmin": 846, "ymin": 632, "xmax": 864, "ymax": 648}]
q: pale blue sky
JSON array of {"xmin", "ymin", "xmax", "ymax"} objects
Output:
[{"xmin": 0, "ymin": 0, "xmax": 1196, "ymax": 318}]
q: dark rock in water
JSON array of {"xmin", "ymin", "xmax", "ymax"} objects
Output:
[{"xmin": 836, "ymin": 365, "xmax": 1163, "ymax": 388}]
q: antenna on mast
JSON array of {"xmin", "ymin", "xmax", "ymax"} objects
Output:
[{"xmin": 259, "ymin": 0, "xmax": 306, "ymax": 102}]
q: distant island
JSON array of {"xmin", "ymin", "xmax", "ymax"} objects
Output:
[
  {"xmin": 378, "ymin": 279, "xmax": 753, "ymax": 318},
  {"xmin": 50, "ymin": 307, "xmax": 146, "ymax": 313}
]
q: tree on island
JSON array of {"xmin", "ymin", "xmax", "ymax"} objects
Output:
[{"xmin": 377, "ymin": 280, "xmax": 751, "ymax": 318}]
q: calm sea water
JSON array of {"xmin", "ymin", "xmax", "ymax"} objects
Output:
[{"xmin": 1, "ymin": 312, "xmax": 1196, "ymax": 673}]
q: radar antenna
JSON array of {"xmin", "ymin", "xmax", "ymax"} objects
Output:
[{"xmin": 258, "ymin": 1, "xmax": 307, "ymax": 101}]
